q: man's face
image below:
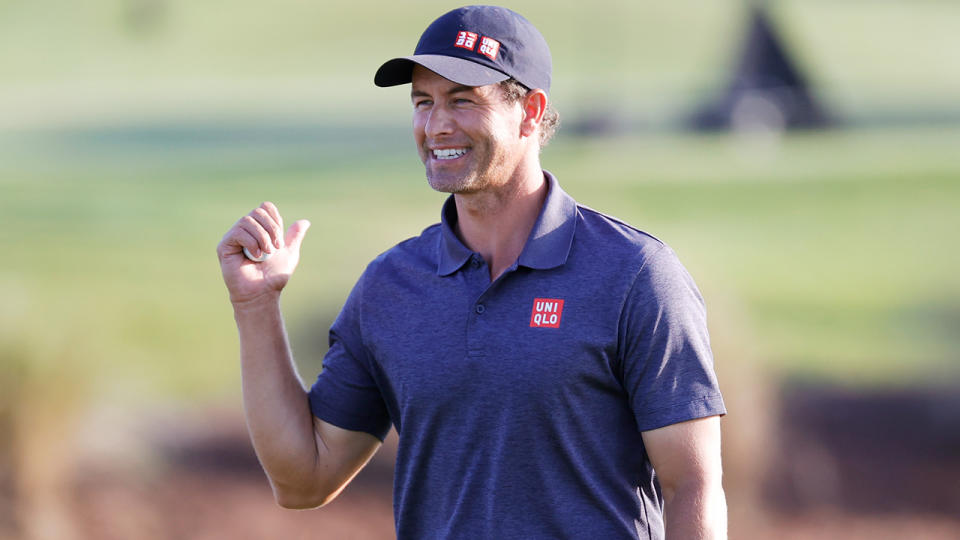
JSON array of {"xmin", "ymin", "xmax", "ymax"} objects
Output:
[{"xmin": 410, "ymin": 65, "xmax": 526, "ymax": 194}]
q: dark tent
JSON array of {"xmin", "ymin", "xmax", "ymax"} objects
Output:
[{"xmin": 689, "ymin": 3, "xmax": 833, "ymax": 131}]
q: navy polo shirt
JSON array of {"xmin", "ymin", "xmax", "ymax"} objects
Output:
[{"xmin": 308, "ymin": 171, "xmax": 725, "ymax": 539}]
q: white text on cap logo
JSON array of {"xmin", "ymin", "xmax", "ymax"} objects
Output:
[
  {"xmin": 454, "ymin": 31, "xmax": 478, "ymax": 50},
  {"xmin": 478, "ymin": 36, "xmax": 500, "ymax": 60}
]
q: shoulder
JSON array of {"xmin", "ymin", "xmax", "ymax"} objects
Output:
[
  {"xmin": 360, "ymin": 222, "xmax": 442, "ymax": 282},
  {"xmin": 571, "ymin": 204, "xmax": 701, "ymax": 304},
  {"xmin": 573, "ymin": 203, "xmax": 670, "ymax": 269}
]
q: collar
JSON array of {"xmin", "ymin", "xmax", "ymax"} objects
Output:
[{"xmin": 436, "ymin": 170, "xmax": 577, "ymax": 276}]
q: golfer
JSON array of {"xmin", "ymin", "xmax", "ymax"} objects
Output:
[{"xmin": 217, "ymin": 5, "xmax": 727, "ymax": 539}]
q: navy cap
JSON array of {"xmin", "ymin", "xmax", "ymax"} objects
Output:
[{"xmin": 375, "ymin": 5, "xmax": 551, "ymax": 94}]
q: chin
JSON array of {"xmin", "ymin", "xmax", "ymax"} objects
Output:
[{"xmin": 425, "ymin": 171, "xmax": 481, "ymax": 195}]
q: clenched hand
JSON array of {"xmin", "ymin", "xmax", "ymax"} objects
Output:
[{"xmin": 217, "ymin": 201, "xmax": 311, "ymax": 305}]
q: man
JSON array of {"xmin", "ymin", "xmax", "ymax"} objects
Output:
[{"xmin": 217, "ymin": 6, "xmax": 727, "ymax": 539}]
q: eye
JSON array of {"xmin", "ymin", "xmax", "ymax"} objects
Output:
[{"xmin": 413, "ymin": 99, "xmax": 432, "ymax": 109}]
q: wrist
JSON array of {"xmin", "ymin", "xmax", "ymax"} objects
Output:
[{"xmin": 231, "ymin": 290, "xmax": 283, "ymax": 315}]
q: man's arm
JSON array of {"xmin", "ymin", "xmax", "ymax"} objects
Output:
[
  {"xmin": 234, "ymin": 296, "xmax": 381, "ymax": 508},
  {"xmin": 642, "ymin": 415, "xmax": 727, "ymax": 539},
  {"xmin": 218, "ymin": 202, "xmax": 381, "ymax": 509}
]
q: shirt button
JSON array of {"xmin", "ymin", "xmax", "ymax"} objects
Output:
[
  {"xmin": 471, "ymin": 256, "xmax": 482, "ymax": 268},
  {"xmin": 475, "ymin": 304, "xmax": 485, "ymax": 314}
]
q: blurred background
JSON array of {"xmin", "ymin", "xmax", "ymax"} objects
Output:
[{"xmin": 1, "ymin": 0, "xmax": 959, "ymax": 538}]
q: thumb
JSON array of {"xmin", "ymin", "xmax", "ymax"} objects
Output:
[{"xmin": 285, "ymin": 219, "xmax": 311, "ymax": 252}]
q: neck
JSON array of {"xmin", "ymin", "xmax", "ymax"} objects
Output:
[{"xmin": 454, "ymin": 161, "xmax": 547, "ymax": 281}]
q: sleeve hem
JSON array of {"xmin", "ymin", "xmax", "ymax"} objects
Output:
[
  {"xmin": 309, "ymin": 392, "xmax": 392, "ymax": 442},
  {"xmin": 636, "ymin": 394, "xmax": 727, "ymax": 432}
]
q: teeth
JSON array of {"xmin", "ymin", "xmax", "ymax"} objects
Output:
[{"xmin": 433, "ymin": 148, "xmax": 467, "ymax": 160}]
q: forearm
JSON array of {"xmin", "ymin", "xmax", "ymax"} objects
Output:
[
  {"xmin": 663, "ymin": 481, "xmax": 727, "ymax": 540},
  {"xmin": 234, "ymin": 294, "xmax": 319, "ymax": 492}
]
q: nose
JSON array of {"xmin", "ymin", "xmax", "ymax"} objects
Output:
[{"xmin": 424, "ymin": 103, "xmax": 454, "ymax": 139}]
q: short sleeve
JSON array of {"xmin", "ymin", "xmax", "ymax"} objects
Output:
[
  {"xmin": 617, "ymin": 246, "xmax": 726, "ymax": 432},
  {"xmin": 308, "ymin": 274, "xmax": 392, "ymax": 441}
]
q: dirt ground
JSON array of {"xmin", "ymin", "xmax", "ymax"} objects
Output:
[
  {"xmin": 4, "ymin": 383, "xmax": 960, "ymax": 540},
  {"xmin": 63, "ymin": 462, "xmax": 960, "ymax": 540}
]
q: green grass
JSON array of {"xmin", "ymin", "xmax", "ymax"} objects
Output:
[
  {"xmin": 2, "ymin": 0, "xmax": 960, "ymax": 407},
  {"xmin": 2, "ymin": 1, "xmax": 959, "ymax": 130},
  {"xmin": 548, "ymin": 130, "xmax": 960, "ymax": 383},
  {"xmin": 2, "ymin": 123, "xmax": 959, "ymax": 405}
]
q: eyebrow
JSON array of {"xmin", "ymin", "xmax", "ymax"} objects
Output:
[{"xmin": 411, "ymin": 84, "xmax": 477, "ymax": 100}]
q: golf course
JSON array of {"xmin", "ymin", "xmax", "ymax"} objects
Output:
[{"xmin": 2, "ymin": 1, "xmax": 959, "ymax": 538}]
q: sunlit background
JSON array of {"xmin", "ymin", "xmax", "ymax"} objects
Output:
[{"xmin": 2, "ymin": 1, "xmax": 959, "ymax": 538}]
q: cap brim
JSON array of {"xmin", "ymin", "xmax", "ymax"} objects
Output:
[{"xmin": 375, "ymin": 55, "xmax": 510, "ymax": 88}]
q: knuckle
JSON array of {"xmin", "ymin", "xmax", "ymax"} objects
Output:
[{"xmin": 256, "ymin": 208, "xmax": 281, "ymax": 233}]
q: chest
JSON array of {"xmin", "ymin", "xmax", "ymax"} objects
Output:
[{"xmin": 360, "ymin": 263, "xmax": 631, "ymax": 426}]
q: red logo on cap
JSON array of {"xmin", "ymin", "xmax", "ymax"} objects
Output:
[
  {"xmin": 530, "ymin": 298, "xmax": 564, "ymax": 328},
  {"xmin": 454, "ymin": 31, "xmax": 478, "ymax": 51},
  {"xmin": 478, "ymin": 36, "xmax": 500, "ymax": 60}
]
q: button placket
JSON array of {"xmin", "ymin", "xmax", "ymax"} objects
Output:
[{"xmin": 464, "ymin": 254, "xmax": 490, "ymax": 357}]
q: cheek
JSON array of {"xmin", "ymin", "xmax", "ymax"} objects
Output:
[
  {"xmin": 486, "ymin": 118, "xmax": 521, "ymax": 150},
  {"xmin": 485, "ymin": 108, "xmax": 523, "ymax": 141},
  {"xmin": 412, "ymin": 115, "xmax": 426, "ymax": 141}
]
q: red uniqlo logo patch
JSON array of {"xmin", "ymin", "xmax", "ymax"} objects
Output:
[
  {"xmin": 454, "ymin": 31, "xmax": 478, "ymax": 50},
  {"xmin": 530, "ymin": 298, "xmax": 564, "ymax": 328},
  {"xmin": 478, "ymin": 36, "xmax": 500, "ymax": 60}
]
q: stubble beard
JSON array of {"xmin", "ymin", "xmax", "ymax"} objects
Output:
[
  {"xmin": 422, "ymin": 146, "xmax": 490, "ymax": 195},
  {"xmin": 422, "ymin": 141, "xmax": 516, "ymax": 196},
  {"xmin": 426, "ymin": 168, "xmax": 484, "ymax": 194}
]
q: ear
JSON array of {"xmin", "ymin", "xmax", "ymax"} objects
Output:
[{"xmin": 519, "ymin": 89, "xmax": 548, "ymax": 139}]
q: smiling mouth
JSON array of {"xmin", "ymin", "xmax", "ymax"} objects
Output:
[{"xmin": 432, "ymin": 148, "xmax": 469, "ymax": 160}]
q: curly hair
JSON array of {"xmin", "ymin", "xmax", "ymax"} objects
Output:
[{"xmin": 498, "ymin": 79, "xmax": 560, "ymax": 148}]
